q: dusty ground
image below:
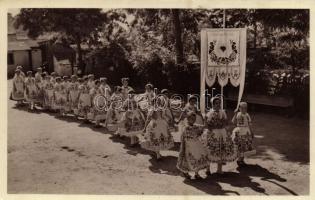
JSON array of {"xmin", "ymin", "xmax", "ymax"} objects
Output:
[{"xmin": 7, "ymin": 81, "xmax": 309, "ymax": 195}]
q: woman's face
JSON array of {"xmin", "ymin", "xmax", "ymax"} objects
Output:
[{"xmin": 123, "ymin": 80, "xmax": 128, "ymax": 86}]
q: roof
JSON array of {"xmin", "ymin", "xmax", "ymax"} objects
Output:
[{"xmin": 8, "ymin": 40, "xmax": 40, "ymax": 51}]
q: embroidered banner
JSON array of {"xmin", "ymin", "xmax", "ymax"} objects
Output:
[{"xmin": 200, "ymin": 28, "xmax": 247, "ymax": 113}]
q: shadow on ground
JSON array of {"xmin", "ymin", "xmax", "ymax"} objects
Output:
[{"xmin": 183, "ymin": 164, "xmax": 297, "ymax": 195}]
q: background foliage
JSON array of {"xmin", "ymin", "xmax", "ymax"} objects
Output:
[{"xmin": 15, "ymin": 9, "xmax": 309, "ymax": 117}]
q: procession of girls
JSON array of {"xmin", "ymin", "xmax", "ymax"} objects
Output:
[{"xmin": 11, "ymin": 66, "xmax": 256, "ymax": 179}]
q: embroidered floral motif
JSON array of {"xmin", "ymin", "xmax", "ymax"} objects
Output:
[
  {"xmin": 234, "ymin": 132, "xmax": 255, "ymax": 156},
  {"xmin": 208, "ymin": 40, "xmax": 238, "ymax": 65}
]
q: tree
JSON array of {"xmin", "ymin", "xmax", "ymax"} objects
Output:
[
  {"xmin": 15, "ymin": 8, "xmax": 110, "ymax": 72},
  {"xmin": 127, "ymin": 9, "xmax": 186, "ymax": 66},
  {"xmin": 171, "ymin": 9, "xmax": 184, "ymax": 65}
]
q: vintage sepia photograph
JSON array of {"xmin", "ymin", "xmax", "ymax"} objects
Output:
[{"xmin": 6, "ymin": 7, "xmax": 309, "ymax": 195}]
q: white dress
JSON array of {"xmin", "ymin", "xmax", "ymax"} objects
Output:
[
  {"xmin": 105, "ymin": 93, "xmax": 124, "ymax": 131},
  {"xmin": 25, "ymin": 77, "xmax": 39, "ymax": 103},
  {"xmin": 178, "ymin": 103, "xmax": 204, "ymax": 134},
  {"xmin": 88, "ymin": 87, "xmax": 108, "ymax": 121},
  {"xmin": 68, "ymin": 82, "xmax": 80, "ymax": 112},
  {"xmin": 117, "ymin": 98, "xmax": 145, "ymax": 137},
  {"xmin": 35, "ymin": 73, "xmax": 44, "ymax": 103},
  {"xmin": 78, "ymin": 84, "xmax": 92, "ymax": 117},
  {"xmin": 232, "ymin": 112, "xmax": 256, "ymax": 157},
  {"xmin": 177, "ymin": 124, "xmax": 208, "ymax": 173},
  {"xmin": 53, "ymin": 83, "xmax": 67, "ymax": 110},
  {"xmin": 202, "ymin": 109, "xmax": 237, "ymax": 163},
  {"xmin": 140, "ymin": 111, "xmax": 174, "ymax": 151},
  {"xmin": 43, "ymin": 81, "xmax": 55, "ymax": 108},
  {"xmin": 12, "ymin": 74, "xmax": 25, "ymax": 101}
]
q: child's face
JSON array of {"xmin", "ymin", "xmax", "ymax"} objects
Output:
[
  {"xmin": 187, "ymin": 115, "xmax": 196, "ymax": 125},
  {"xmin": 189, "ymin": 99, "xmax": 196, "ymax": 105},
  {"xmin": 213, "ymin": 99, "xmax": 221, "ymax": 111},
  {"xmin": 123, "ymin": 80, "xmax": 128, "ymax": 86},
  {"xmin": 240, "ymin": 106, "xmax": 247, "ymax": 113},
  {"xmin": 145, "ymin": 87, "xmax": 151, "ymax": 92}
]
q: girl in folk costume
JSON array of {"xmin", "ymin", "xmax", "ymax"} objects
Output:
[
  {"xmin": 35, "ymin": 67, "xmax": 44, "ymax": 106},
  {"xmin": 78, "ymin": 76, "xmax": 92, "ymax": 122},
  {"xmin": 62, "ymin": 76, "xmax": 71, "ymax": 113},
  {"xmin": 53, "ymin": 77, "xmax": 68, "ymax": 116},
  {"xmin": 73, "ymin": 78, "xmax": 84, "ymax": 116},
  {"xmin": 140, "ymin": 98, "xmax": 175, "ymax": 160},
  {"xmin": 43, "ymin": 75, "xmax": 55, "ymax": 111},
  {"xmin": 143, "ymin": 83, "xmax": 156, "ymax": 102},
  {"xmin": 231, "ymin": 102, "xmax": 256, "ymax": 166},
  {"xmin": 177, "ymin": 95, "xmax": 204, "ymax": 133},
  {"xmin": 116, "ymin": 90, "xmax": 146, "ymax": 146},
  {"xmin": 202, "ymin": 96, "xmax": 237, "ymax": 174},
  {"xmin": 62, "ymin": 76, "xmax": 70, "ymax": 93},
  {"xmin": 177, "ymin": 111, "xmax": 208, "ymax": 179},
  {"xmin": 121, "ymin": 78, "xmax": 133, "ymax": 100},
  {"xmin": 104, "ymin": 86, "xmax": 124, "ymax": 129},
  {"xmin": 68, "ymin": 75, "xmax": 80, "ymax": 114},
  {"xmin": 134, "ymin": 83, "xmax": 156, "ymax": 120},
  {"xmin": 99, "ymin": 77, "xmax": 112, "ymax": 99},
  {"xmin": 89, "ymin": 80, "xmax": 108, "ymax": 127},
  {"xmin": 87, "ymin": 74, "xmax": 95, "ymax": 90},
  {"xmin": 159, "ymin": 89, "xmax": 175, "ymax": 130},
  {"xmin": 50, "ymin": 72, "xmax": 57, "ymax": 84},
  {"xmin": 12, "ymin": 69, "xmax": 25, "ymax": 106},
  {"xmin": 14, "ymin": 66, "xmax": 25, "ymax": 78},
  {"xmin": 25, "ymin": 71, "xmax": 39, "ymax": 111}
]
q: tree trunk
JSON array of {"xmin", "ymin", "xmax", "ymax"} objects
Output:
[
  {"xmin": 171, "ymin": 9, "xmax": 184, "ymax": 65},
  {"xmin": 253, "ymin": 21, "xmax": 257, "ymax": 49},
  {"xmin": 76, "ymin": 36, "xmax": 84, "ymax": 74}
]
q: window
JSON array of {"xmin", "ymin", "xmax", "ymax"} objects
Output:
[{"xmin": 8, "ymin": 52, "xmax": 14, "ymax": 65}]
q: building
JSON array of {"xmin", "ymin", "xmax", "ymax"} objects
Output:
[
  {"xmin": 8, "ymin": 13, "xmax": 76, "ymax": 77},
  {"xmin": 7, "ymin": 13, "xmax": 47, "ymax": 77}
]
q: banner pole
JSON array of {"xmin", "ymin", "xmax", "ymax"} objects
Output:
[
  {"xmin": 221, "ymin": 9, "xmax": 226, "ymax": 110},
  {"xmin": 223, "ymin": 9, "xmax": 226, "ymax": 28}
]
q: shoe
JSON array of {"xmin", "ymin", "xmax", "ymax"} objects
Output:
[
  {"xmin": 195, "ymin": 174, "xmax": 203, "ymax": 180},
  {"xmin": 205, "ymin": 170, "xmax": 211, "ymax": 177},
  {"xmin": 237, "ymin": 160, "xmax": 246, "ymax": 166},
  {"xmin": 182, "ymin": 172, "xmax": 191, "ymax": 179},
  {"xmin": 216, "ymin": 170, "xmax": 223, "ymax": 174}
]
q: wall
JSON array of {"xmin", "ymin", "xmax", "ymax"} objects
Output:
[
  {"xmin": 53, "ymin": 56, "xmax": 72, "ymax": 76},
  {"xmin": 31, "ymin": 48, "xmax": 42, "ymax": 70},
  {"xmin": 7, "ymin": 50, "xmax": 30, "ymax": 77}
]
